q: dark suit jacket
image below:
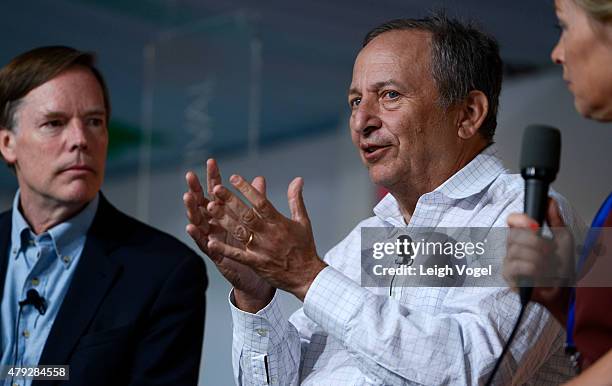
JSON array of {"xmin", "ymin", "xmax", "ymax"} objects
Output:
[{"xmin": 0, "ymin": 194, "xmax": 207, "ymax": 386}]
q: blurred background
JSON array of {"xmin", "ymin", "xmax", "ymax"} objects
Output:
[{"xmin": 1, "ymin": 0, "xmax": 610, "ymax": 384}]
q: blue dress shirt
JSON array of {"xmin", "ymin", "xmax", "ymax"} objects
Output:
[{"xmin": 0, "ymin": 191, "xmax": 98, "ymax": 386}]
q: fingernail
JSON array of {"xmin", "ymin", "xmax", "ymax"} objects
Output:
[{"xmin": 230, "ymin": 175, "xmax": 240, "ymax": 184}]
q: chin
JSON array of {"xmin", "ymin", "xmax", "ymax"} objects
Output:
[
  {"xmin": 582, "ymin": 106, "xmax": 612, "ymax": 122},
  {"xmin": 575, "ymin": 99, "xmax": 591, "ymax": 117},
  {"xmin": 368, "ymin": 168, "xmax": 398, "ymax": 189},
  {"xmin": 574, "ymin": 96, "xmax": 612, "ymax": 121},
  {"xmin": 59, "ymin": 184, "xmax": 99, "ymax": 205}
]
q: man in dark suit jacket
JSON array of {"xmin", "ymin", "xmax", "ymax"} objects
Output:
[{"xmin": 0, "ymin": 46, "xmax": 207, "ymax": 386}]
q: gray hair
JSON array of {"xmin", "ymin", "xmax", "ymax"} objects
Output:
[{"xmin": 363, "ymin": 12, "xmax": 503, "ymax": 141}]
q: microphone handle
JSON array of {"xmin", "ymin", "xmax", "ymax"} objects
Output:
[
  {"xmin": 524, "ymin": 179, "xmax": 548, "ymax": 225},
  {"xmin": 520, "ymin": 179, "xmax": 549, "ymax": 305}
]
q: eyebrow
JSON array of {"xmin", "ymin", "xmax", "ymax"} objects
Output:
[
  {"xmin": 40, "ymin": 108, "xmax": 106, "ymax": 118},
  {"xmin": 348, "ymin": 80, "xmax": 404, "ymax": 96}
]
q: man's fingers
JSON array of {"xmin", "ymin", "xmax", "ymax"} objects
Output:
[
  {"xmin": 183, "ymin": 192, "xmax": 211, "ymax": 233},
  {"xmin": 251, "ymin": 176, "xmax": 267, "ymax": 195},
  {"xmin": 206, "ymin": 200, "xmax": 257, "ymax": 245},
  {"xmin": 183, "ymin": 192, "xmax": 200, "ymax": 224},
  {"xmin": 185, "ymin": 171, "xmax": 203, "ymax": 193},
  {"xmin": 287, "ymin": 177, "xmax": 310, "ymax": 226},
  {"xmin": 211, "ymin": 184, "xmax": 261, "ymax": 228},
  {"xmin": 207, "ymin": 200, "xmax": 238, "ymax": 223},
  {"xmin": 186, "ymin": 224, "xmax": 210, "ymax": 255},
  {"xmin": 207, "ymin": 158, "xmax": 222, "ymax": 198},
  {"xmin": 229, "ymin": 175, "xmax": 279, "ymax": 221},
  {"xmin": 185, "ymin": 171, "xmax": 207, "ymax": 206},
  {"xmin": 240, "ymin": 207, "xmax": 264, "ymax": 232},
  {"xmin": 207, "ymin": 239, "xmax": 254, "ymax": 266}
]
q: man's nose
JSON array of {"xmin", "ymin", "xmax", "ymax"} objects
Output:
[
  {"xmin": 67, "ymin": 119, "xmax": 89, "ymax": 151},
  {"xmin": 350, "ymin": 99, "xmax": 382, "ymax": 137}
]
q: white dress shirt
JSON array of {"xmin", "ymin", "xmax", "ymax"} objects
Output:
[{"xmin": 230, "ymin": 145, "xmax": 585, "ymax": 385}]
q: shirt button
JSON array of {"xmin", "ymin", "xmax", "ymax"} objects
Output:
[
  {"xmin": 255, "ymin": 328, "xmax": 268, "ymax": 337},
  {"xmin": 31, "ymin": 278, "xmax": 40, "ymax": 286},
  {"xmin": 62, "ymin": 256, "xmax": 71, "ymax": 263},
  {"xmin": 22, "ymin": 329, "xmax": 30, "ymax": 338}
]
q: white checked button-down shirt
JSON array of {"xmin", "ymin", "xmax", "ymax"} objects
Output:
[{"xmin": 230, "ymin": 145, "xmax": 586, "ymax": 385}]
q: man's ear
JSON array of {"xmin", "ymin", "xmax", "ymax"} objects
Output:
[
  {"xmin": 0, "ymin": 128, "xmax": 17, "ymax": 164},
  {"xmin": 456, "ymin": 90, "xmax": 488, "ymax": 140}
]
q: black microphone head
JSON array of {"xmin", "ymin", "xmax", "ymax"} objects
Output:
[
  {"xmin": 396, "ymin": 234, "xmax": 413, "ymax": 265},
  {"xmin": 520, "ymin": 124, "xmax": 561, "ymax": 180},
  {"xmin": 26, "ymin": 288, "xmax": 39, "ymax": 300},
  {"xmin": 27, "ymin": 288, "xmax": 46, "ymax": 315}
]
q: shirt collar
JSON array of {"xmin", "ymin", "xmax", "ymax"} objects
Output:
[
  {"xmin": 433, "ymin": 143, "xmax": 505, "ymax": 200},
  {"xmin": 372, "ymin": 193, "xmax": 405, "ymax": 227},
  {"xmin": 373, "ymin": 144, "xmax": 506, "ymax": 224},
  {"xmin": 10, "ymin": 190, "xmax": 100, "ymax": 265}
]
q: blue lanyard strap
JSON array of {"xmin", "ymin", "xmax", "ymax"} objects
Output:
[{"xmin": 566, "ymin": 192, "xmax": 612, "ymax": 355}]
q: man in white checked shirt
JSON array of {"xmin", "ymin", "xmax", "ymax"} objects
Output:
[{"xmin": 184, "ymin": 13, "xmax": 585, "ymax": 385}]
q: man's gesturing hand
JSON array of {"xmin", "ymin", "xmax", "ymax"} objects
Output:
[
  {"xmin": 206, "ymin": 174, "xmax": 327, "ymax": 302},
  {"xmin": 184, "ymin": 159, "xmax": 274, "ymax": 313}
]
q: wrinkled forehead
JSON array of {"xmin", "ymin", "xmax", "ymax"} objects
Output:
[
  {"xmin": 18, "ymin": 67, "xmax": 106, "ymax": 115},
  {"xmin": 13, "ymin": 66, "xmax": 107, "ymax": 129},
  {"xmin": 351, "ymin": 30, "xmax": 433, "ymax": 87}
]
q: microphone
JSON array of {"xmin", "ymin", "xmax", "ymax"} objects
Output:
[
  {"xmin": 19, "ymin": 289, "xmax": 47, "ymax": 315},
  {"xmin": 519, "ymin": 124, "xmax": 561, "ymax": 305},
  {"xmin": 395, "ymin": 234, "xmax": 414, "ymax": 266}
]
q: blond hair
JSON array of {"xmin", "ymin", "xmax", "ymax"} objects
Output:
[{"xmin": 575, "ymin": 0, "xmax": 612, "ymax": 22}]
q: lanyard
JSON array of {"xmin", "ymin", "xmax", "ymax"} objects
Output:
[{"xmin": 566, "ymin": 192, "xmax": 612, "ymax": 368}]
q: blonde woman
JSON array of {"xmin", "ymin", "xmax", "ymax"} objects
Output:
[{"xmin": 504, "ymin": 0, "xmax": 612, "ymax": 384}]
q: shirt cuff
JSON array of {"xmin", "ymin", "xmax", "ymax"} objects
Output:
[
  {"xmin": 229, "ymin": 288, "xmax": 288, "ymax": 352},
  {"xmin": 303, "ymin": 266, "xmax": 368, "ymax": 342}
]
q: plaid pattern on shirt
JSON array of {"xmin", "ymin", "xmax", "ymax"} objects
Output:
[{"xmin": 230, "ymin": 145, "xmax": 586, "ymax": 385}]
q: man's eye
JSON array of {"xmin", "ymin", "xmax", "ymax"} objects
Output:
[
  {"xmin": 384, "ymin": 91, "xmax": 400, "ymax": 99},
  {"xmin": 350, "ymin": 97, "xmax": 361, "ymax": 108},
  {"xmin": 88, "ymin": 118, "xmax": 104, "ymax": 127},
  {"xmin": 44, "ymin": 120, "xmax": 64, "ymax": 128}
]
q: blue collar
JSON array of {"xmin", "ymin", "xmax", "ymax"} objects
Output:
[{"xmin": 10, "ymin": 191, "xmax": 99, "ymax": 268}]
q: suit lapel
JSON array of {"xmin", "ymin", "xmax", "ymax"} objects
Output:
[
  {"xmin": 0, "ymin": 210, "xmax": 12, "ymax": 304},
  {"xmin": 37, "ymin": 196, "xmax": 123, "ymax": 371}
]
